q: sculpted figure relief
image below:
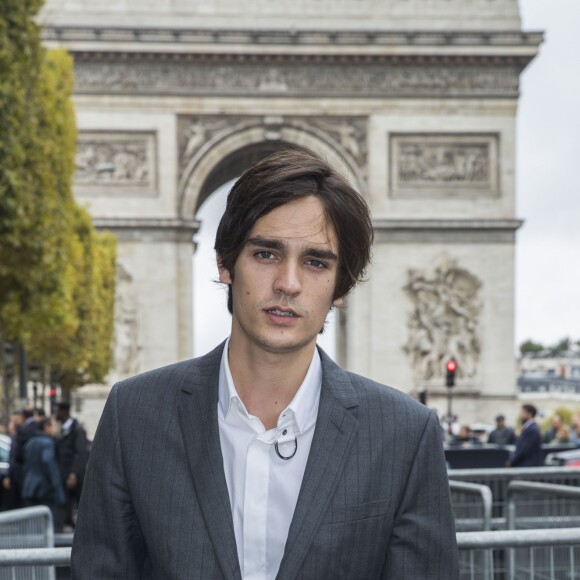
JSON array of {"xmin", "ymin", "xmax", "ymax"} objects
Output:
[
  {"xmin": 75, "ymin": 137, "xmax": 151, "ymax": 187},
  {"xmin": 113, "ymin": 264, "xmax": 140, "ymax": 377},
  {"xmin": 404, "ymin": 255, "xmax": 482, "ymax": 382},
  {"xmin": 398, "ymin": 143, "xmax": 489, "ymax": 184}
]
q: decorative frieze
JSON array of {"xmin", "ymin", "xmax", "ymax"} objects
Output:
[
  {"xmin": 75, "ymin": 132, "xmax": 157, "ymax": 197},
  {"xmin": 72, "ymin": 56, "xmax": 523, "ymax": 98},
  {"xmin": 177, "ymin": 114, "xmax": 368, "ymax": 197},
  {"xmin": 390, "ymin": 133, "xmax": 499, "ymax": 198},
  {"xmin": 403, "ymin": 255, "xmax": 482, "ymax": 384}
]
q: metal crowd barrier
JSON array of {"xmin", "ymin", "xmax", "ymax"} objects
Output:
[
  {"xmin": 0, "ymin": 506, "xmax": 56, "ymax": 579},
  {"xmin": 449, "ymin": 466, "xmax": 580, "ymax": 525},
  {"xmin": 450, "ymin": 480, "xmax": 493, "ymax": 532},
  {"xmin": 0, "ymin": 529, "xmax": 579, "ymax": 580},
  {"xmin": 507, "ymin": 480, "xmax": 580, "ymax": 530},
  {"xmin": 457, "ymin": 528, "xmax": 580, "ymax": 580}
]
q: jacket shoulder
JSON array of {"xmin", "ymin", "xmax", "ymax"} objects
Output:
[
  {"xmin": 345, "ymin": 370, "xmax": 433, "ymax": 422},
  {"xmin": 111, "ymin": 341, "xmax": 224, "ymax": 401}
]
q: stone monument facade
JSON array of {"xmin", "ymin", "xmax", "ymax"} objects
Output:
[{"xmin": 41, "ymin": 0, "xmax": 541, "ymax": 434}]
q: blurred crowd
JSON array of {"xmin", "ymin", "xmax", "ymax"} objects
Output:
[
  {"xmin": 0, "ymin": 401, "xmax": 88, "ymax": 532},
  {"xmin": 444, "ymin": 409, "xmax": 580, "ymax": 448}
]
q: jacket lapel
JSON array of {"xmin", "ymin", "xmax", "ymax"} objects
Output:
[
  {"xmin": 177, "ymin": 342, "xmax": 242, "ymax": 580},
  {"xmin": 276, "ymin": 349, "xmax": 359, "ymax": 580}
]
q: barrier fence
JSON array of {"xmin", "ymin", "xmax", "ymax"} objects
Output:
[
  {"xmin": 457, "ymin": 528, "xmax": 580, "ymax": 580},
  {"xmin": 0, "ymin": 529, "xmax": 579, "ymax": 580},
  {"xmin": 450, "ymin": 480, "xmax": 493, "ymax": 532},
  {"xmin": 449, "ymin": 466, "xmax": 580, "ymax": 525}
]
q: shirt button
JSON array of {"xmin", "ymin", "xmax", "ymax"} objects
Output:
[{"xmin": 282, "ymin": 429, "xmax": 287, "ymax": 435}]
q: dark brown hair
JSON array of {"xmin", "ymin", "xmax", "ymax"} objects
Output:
[
  {"xmin": 522, "ymin": 404, "xmax": 537, "ymax": 418},
  {"xmin": 214, "ymin": 147, "xmax": 373, "ymax": 313}
]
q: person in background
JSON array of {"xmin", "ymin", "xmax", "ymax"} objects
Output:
[
  {"xmin": 556, "ymin": 426, "xmax": 571, "ymax": 444},
  {"xmin": 21, "ymin": 418, "xmax": 66, "ymax": 527},
  {"xmin": 54, "ymin": 401, "xmax": 88, "ymax": 531},
  {"xmin": 543, "ymin": 413, "xmax": 563, "ymax": 444},
  {"xmin": 508, "ymin": 404, "xmax": 543, "ymax": 467},
  {"xmin": 3, "ymin": 408, "xmax": 38, "ymax": 508},
  {"xmin": 33, "ymin": 408, "xmax": 47, "ymax": 420},
  {"xmin": 1, "ymin": 411, "xmax": 25, "ymax": 509},
  {"xmin": 488, "ymin": 414, "xmax": 516, "ymax": 446},
  {"xmin": 570, "ymin": 413, "xmax": 580, "ymax": 445}
]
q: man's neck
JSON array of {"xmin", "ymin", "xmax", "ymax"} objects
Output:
[{"xmin": 227, "ymin": 338, "xmax": 317, "ymax": 430}]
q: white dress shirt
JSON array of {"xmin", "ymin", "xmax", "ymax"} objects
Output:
[{"xmin": 218, "ymin": 339, "xmax": 322, "ymax": 580}]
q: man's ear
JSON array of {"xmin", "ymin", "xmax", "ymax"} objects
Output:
[
  {"xmin": 332, "ymin": 296, "xmax": 344, "ymax": 308},
  {"xmin": 217, "ymin": 256, "xmax": 232, "ymax": 284}
]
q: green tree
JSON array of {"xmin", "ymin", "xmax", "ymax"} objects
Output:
[
  {"xmin": 548, "ymin": 337, "xmax": 571, "ymax": 357},
  {"xmin": 28, "ymin": 207, "xmax": 117, "ymax": 397},
  {"xmin": 1, "ymin": 2, "xmax": 117, "ymax": 412},
  {"xmin": 519, "ymin": 339, "xmax": 544, "ymax": 356}
]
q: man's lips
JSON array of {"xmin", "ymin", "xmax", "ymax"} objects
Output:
[{"xmin": 264, "ymin": 306, "xmax": 300, "ymax": 318}]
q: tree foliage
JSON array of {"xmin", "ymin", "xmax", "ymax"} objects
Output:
[
  {"xmin": 519, "ymin": 340, "xmax": 544, "ymax": 356},
  {"xmin": 1, "ymin": 2, "xmax": 117, "ymax": 403}
]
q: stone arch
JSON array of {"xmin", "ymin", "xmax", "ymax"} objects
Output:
[{"xmin": 178, "ymin": 120, "xmax": 366, "ymax": 220}]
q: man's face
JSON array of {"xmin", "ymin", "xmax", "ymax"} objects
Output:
[
  {"xmin": 219, "ymin": 196, "xmax": 342, "ymax": 356},
  {"xmin": 520, "ymin": 408, "xmax": 531, "ymax": 424}
]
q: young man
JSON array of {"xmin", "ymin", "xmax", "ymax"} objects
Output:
[
  {"xmin": 72, "ymin": 148, "xmax": 458, "ymax": 579},
  {"xmin": 508, "ymin": 404, "xmax": 543, "ymax": 467},
  {"xmin": 54, "ymin": 401, "xmax": 89, "ymax": 531}
]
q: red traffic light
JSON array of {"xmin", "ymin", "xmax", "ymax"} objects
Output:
[
  {"xmin": 49, "ymin": 388, "xmax": 57, "ymax": 397},
  {"xmin": 446, "ymin": 361, "xmax": 457, "ymax": 372}
]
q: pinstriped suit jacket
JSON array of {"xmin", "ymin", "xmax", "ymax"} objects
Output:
[{"xmin": 71, "ymin": 342, "xmax": 459, "ymax": 579}]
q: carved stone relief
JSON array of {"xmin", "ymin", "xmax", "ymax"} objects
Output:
[
  {"xmin": 113, "ymin": 264, "xmax": 140, "ymax": 377},
  {"xmin": 73, "ymin": 58, "xmax": 521, "ymax": 99},
  {"xmin": 75, "ymin": 132, "xmax": 157, "ymax": 196},
  {"xmin": 390, "ymin": 133, "xmax": 499, "ymax": 198},
  {"xmin": 177, "ymin": 114, "xmax": 368, "ymax": 194},
  {"xmin": 403, "ymin": 255, "xmax": 482, "ymax": 383}
]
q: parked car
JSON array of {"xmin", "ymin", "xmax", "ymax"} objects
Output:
[{"xmin": 544, "ymin": 448, "xmax": 580, "ymax": 467}]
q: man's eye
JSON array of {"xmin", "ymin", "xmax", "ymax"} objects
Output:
[
  {"xmin": 306, "ymin": 259, "xmax": 326, "ymax": 269},
  {"xmin": 255, "ymin": 251, "xmax": 275, "ymax": 260}
]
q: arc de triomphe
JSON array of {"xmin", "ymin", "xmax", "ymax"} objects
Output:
[{"xmin": 42, "ymin": 0, "xmax": 541, "ymax": 434}]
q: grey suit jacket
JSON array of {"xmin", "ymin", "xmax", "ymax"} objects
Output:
[{"xmin": 71, "ymin": 343, "xmax": 459, "ymax": 579}]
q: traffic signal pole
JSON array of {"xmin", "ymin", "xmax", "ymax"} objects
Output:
[{"xmin": 445, "ymin": 360, "xmax": 457, "ymax": 421}]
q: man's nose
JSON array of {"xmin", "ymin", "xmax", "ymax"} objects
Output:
[{"xmin": 273, "ymin": 261, "xmax": 302, "ymax": 296}]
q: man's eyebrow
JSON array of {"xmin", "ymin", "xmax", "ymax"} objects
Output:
[
  {"xmin": 306, "ymin": 248, "xmax": 338, "ymax": 262},
  {"xmin": 246, "ymin": 236, "xmax": 338, "ymax": 262},
  {"xmin": 246, "ymin": 236, "xmax": 285, "ymax": 251}
]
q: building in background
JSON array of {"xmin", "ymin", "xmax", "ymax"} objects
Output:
[{"xmin": 41, "ymin": 0, "xmax": 541, "ymax": 435}]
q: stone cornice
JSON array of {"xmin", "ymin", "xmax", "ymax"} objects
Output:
[
  {"xmin": 373, "ymin": 219, "xmax": 523, "ymax": 231},
  {"xmin": 70, "ymin": 51, "xmax": 534, "ymax": 67},
  {"xmin": 372, "ymin": 219, "xmax": 523, "ymax": 244},
  {"xmin": 43, "ymin": 26, "xmax": 542, "ymax": 55},
  {"xmin": 93, "ymin": 218, "xmax": 200, "ymax": 243}
]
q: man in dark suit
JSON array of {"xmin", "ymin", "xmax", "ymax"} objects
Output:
[
  {"xmin": 54, "ymin": 401, "xmax": 88, "ymax": 531},
  {"xmin": 509, "ymin": 404, "xmax": 543, "ymax": 467},
  {"xmin": 72, "ymin": 148, "xmax": 459, "ymax": 579}
]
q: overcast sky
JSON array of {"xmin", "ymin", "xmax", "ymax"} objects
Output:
[
  {"xmin": 516, "ymin": 0, "xmax": 580, "ymax": 348},
  {"xmin": 193, "ymin": 1, "xmax": 580, "ymax": 356}
]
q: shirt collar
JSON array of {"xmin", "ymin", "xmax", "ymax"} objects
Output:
[{"xmin": 218, "ymin": 337, "xmax": 322, "ymax": 435}]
